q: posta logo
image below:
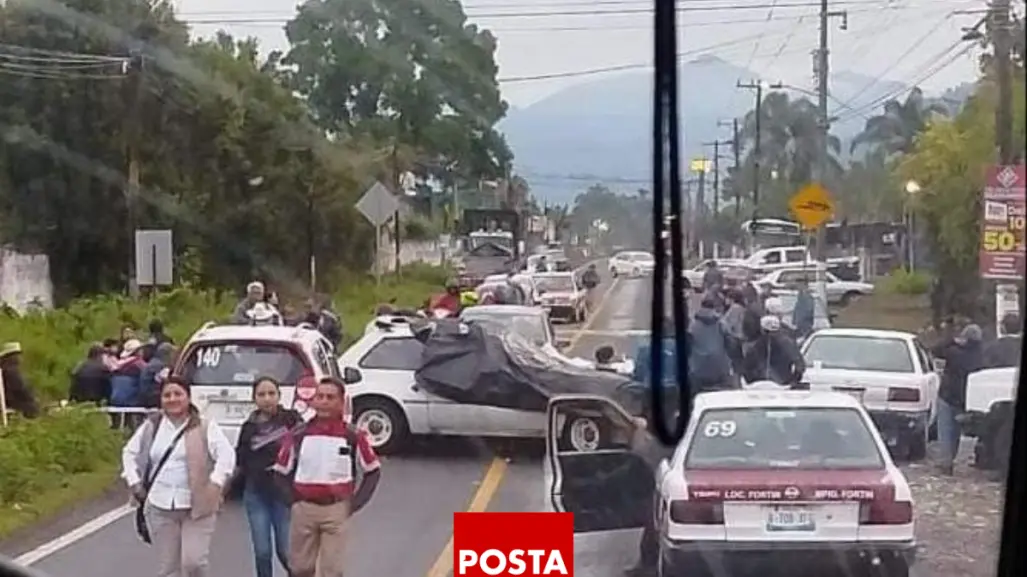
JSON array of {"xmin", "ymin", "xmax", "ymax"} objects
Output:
[{"xmin": 454, "ymin": 512, "xmax": 573, "ymax": 576}]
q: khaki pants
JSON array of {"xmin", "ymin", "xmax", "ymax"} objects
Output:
[
  {"xmin": 146, "ymin": 505, "xmax": 217, "ymax": 577},
  {"xmin": 289, "ymin": 500, "xmax": 350, "ymax": 577}
]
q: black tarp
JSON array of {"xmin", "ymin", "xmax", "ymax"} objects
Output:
[{"xmin": 413, "ymin": 319, "xmax": 642, "ymax": 414}]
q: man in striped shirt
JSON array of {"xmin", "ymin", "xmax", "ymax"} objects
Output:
[{"xmin": 273, "ymin": 377, "xmax": 381, "ymax": 577}]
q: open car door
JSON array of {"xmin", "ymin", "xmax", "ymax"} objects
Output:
[{"xmin": 544, "ymin": 394, "xmax": 660, "ymax": 533}]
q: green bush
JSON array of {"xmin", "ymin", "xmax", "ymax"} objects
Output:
[
  {"xmin": 878, "ymin": 269, "xmax": 932, "ymax": 296},
  {"xmin": 0, "ymin": 407, "xmax": 122, "ymax": 505},
  {"xmin": 0, "ymin": 265, "xmax": 447, "ymax": 402}
]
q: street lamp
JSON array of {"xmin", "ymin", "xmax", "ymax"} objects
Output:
[{"xmin": 904, "ymin": 180, "xmax": 921, "ymax": 270}]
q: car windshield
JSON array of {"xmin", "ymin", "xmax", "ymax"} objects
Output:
[
  {"xmin": 685, "ymin": 407, "xmax": 884, "ymax": 470},
  {"xmin": 178, "ymin": 341, "xmax": 307, "ymax": 386},
  {"xmin": 804, "ymin": 335, "xmax": 914, "ymax": 372},
  {"xmin": 461, "ymin": 311, "xmax": 549, "ymax": 346},
  {"xmin": 536, "ymin": 275, "xmax": 575, "ymax": 292}
]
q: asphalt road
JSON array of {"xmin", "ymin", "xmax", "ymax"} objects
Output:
[{"xmin": 5, "ymin": 269, "xmax": 653, "ymax": 577}]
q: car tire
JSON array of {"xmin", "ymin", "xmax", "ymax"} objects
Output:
[
  {"xmin": 839, "ymin": 291, "xmax": 861, "ymax": 307},
  {"xmin": 353, "ymin": 396, "xmax": 409, "ymax": 455}
]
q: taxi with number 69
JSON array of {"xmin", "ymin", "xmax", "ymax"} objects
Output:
[
  {"xmin": 174, "ymin": 322, "xmax": 361, "ymax": 446},
  {"xmin": 543, "ymin": 384, "xmax": 916, "ymax": 577}
]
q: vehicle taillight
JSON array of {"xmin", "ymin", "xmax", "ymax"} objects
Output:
[
  {"xmin": 887, "ymin": 387, "xmax": 920, "ymax": 403},
  {"xmin": 669, "ymin": 501, "xmax": 723, "ymax": 525},
  {"xmin": 859, "ymin": 500, "xmax": 912, "ymax": 525}
]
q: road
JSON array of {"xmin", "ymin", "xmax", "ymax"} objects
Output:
[
  {"xmin": 3, "ymin": 270, "xmax": 654, "ymax": 577},
  {"xmin": 4, "ymin": 274, "xmax": 1005, "ymax": 577}
]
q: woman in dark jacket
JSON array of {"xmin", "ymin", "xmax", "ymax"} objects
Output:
[{"xmin": 235, "ymin": 377, "xmax": 303, "ymax": 577}]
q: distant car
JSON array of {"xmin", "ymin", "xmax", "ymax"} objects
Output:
[
  {"xmin": 534, "ymin": 272, "xmax": 588, "ymax": 322},
  {"xmin": 544, "ymin": 388, "xmax": 917, "ymax": 577},
  {"xmin": 683, "ymin": 259, "xmax": 745, "ymax": 291},
  {"xmin": 755, "ymin": 267, "xmax": 874, "ymax": 306},
  {"xmin": 609, "ymin": 251, "xmax": 656, "ymax": 277},
  {"xmin": 338, "ymin": 318, "xmax": 610, "ymax": 453},
  {"xmin": 800, "ymin": 328, "xmax": 940, "ymax": 461}
]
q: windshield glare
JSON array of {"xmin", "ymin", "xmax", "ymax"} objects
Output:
[
  {"xmin": 685, "ymin": 407, "xmax": 883, "ymax": 470},
  {"xmin": 804, "ymin": 336, "xmax": 914, "ymax": 372},
  {"xmin": 536, "ymin": 276, "xmax": 574, "ymax": 292}
]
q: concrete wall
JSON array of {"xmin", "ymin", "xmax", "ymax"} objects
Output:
[
  {"xmin": 376, "ymin": 239, "xmax": 447, "ymax": 273},
  {"xmin": 0, "ymin": 247, "xmax": 53, "ymax": 312}
]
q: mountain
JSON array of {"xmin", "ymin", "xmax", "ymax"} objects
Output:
[{"xmin": 499, "ymin": 55, "xmax": 936, "ymax": 204}]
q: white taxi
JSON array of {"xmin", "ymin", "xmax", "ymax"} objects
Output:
[
  {"xmin": 800, "ymin": 328, "xmax": 939, "ymax": 461},
  {"xmin": 174, "ymin": 322, "xmax": 361, "ymax": 446},
  {"xmin": 544, "ymin": 387, "xmax": 916, "ymax": 577}
]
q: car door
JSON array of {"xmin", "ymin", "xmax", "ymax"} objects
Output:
[
  {"xmin": 356, "ymin": 336, "xmax": 436, "ymax": 433},
  {"xmin": 545, "ymin": 395, "xmax": 659, "ymax": 532}
]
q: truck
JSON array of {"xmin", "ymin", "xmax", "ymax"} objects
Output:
[{"xmin": 454, "ymin": 209, "xmax": 524, "ymax": 286}]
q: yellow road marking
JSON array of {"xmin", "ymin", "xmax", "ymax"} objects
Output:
[
  {"xmin": 424, "ymin": 457, "xmax": 509, "ymax": 577},
  {"xmin": 423, "ymin": 268, "xmax": 620, "ymax": 577}
]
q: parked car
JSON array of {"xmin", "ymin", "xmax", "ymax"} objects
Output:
[{"xmin": 755, "ymin": 267, "xmax": 874, "ymax": 306}]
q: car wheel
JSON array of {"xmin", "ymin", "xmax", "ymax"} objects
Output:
[
  {"xmin": 907, "ymin": 426, "xmax": 928, "ymax": 462},
  {"xmin": 839, "ymin": 291, "xmax": 861, "ymax": 307},
  {"xmin": 561, "ymin": 416, "xmax": 605, "ymax": 452},
  {"xmin": 354, "ymin": 396, "xmax": 409, "ymax": 454}
]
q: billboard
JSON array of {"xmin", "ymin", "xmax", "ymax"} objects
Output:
[{"xmin": 980, "ymin": 164, "xmax": 1026, "ymax": 280}]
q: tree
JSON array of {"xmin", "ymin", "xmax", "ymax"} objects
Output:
[
  {"xmin": 837, "ymin": 149, "xmax": 898, "ymax": 222},
  {"xmin": 850, "ymin": 88, "xmax": 950, "ymax": 157},
  {"xmin": 568, "ymin": 185, "xmax": 651, "ymax": 249},
  {"xmin": 283, "ymin": 0, "xmax": 513, "ymax": 183}
]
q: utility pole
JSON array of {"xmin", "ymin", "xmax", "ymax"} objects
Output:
[
  {"xmin": 124, "ymin": 44, "xmax": 146, "ymax": 298},
  {"xmin": 718, "ymin": 119, "xmax": 742, "ymax": 217},
  {"xmin": 813, "ymin": 0, "xmax": 847, "ymax": 299},
  {"xmin": 391, "ymin": 141, "xmax": 401, "ymax": 275},
  {"xmin": 703, "ymin": 139, "xmax": 732, "ymax": 216},
  {"xmin": 737, "ymin": 80, "xmax": 783, "ymax": 222},
  {"xmin": 993, "ymin": 0, "xmax": 1014, "ymax": 164}
]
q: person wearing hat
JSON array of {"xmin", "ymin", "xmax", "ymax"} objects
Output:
[
  {"xmin": 1, "ymin": 342, "xmax": 39, "ymax": 418},
  {"xmin": 110, "ymin": 338, "xmax": 147, "ymax": 410},
  {"xmin": 932, "ymin": 323, "xmax": 985, "ymax": 475},
  {"xmin": 233, "ymin": 281, "xmax": 268, "ymax": 324}
]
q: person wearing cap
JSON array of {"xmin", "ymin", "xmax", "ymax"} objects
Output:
[
  {"xmin": 932, "ymin": 323, "xmax": 985, "ymax": 475},
  {"xmin": 110, "ymin": 338, "xmax": 147, "ymax": 410},
  {"xmin": 741, "ymin": 315, "xmax": 805, "ymax": 386},
  {"xmin": 233, "ymin": 281, "xmax": 268, "ymax": 324},
  {"xmin": 1, "ymin": 342, "xmax": 39, "ymax": 418},
  {"xmin": 121, "ymin": 377, "xmax": 236, "ymax": 577}
]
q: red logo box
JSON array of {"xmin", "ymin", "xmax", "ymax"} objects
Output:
[{"xmin": 453, "ymin": 512, "xmax": 574, "ymax": 576}]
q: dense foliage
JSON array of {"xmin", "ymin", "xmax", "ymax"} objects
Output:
[{"xmin": 0, "ymin": 0, "xmax": 510, "ymax": 301}]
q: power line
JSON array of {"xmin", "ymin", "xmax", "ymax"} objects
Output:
[{"xmin": 743, "ymin": 0, "xmax": 784, "ymax": 73}]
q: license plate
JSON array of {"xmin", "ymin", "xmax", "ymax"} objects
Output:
[
  {"xmin": 833, "ymin": 387, "xmax": 864, "ymax": 402},
  {"xmin": 206, "ymin": 399, "xmax": 253, "ymax": 419},
  {"xmin": 765, "ymin": 506, "xmax": 816, "ymax": 532}
]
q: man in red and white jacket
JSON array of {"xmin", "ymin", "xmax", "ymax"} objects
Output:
[{"xmin": 273, "ymin": 377, "xmax": 381, "ymax": 577}]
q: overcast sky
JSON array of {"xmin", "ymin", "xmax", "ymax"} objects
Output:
[{"xmin": 174, "ymin": 0, "xmax": 988, "ymax": 107}]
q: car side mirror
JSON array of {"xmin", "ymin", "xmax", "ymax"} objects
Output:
[{"xmin": 343, "ymin": 366, "xmax": 362, "ymax": 385}]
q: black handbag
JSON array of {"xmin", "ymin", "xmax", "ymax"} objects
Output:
[{"xmin": 134, "ymin": 425, "xmax": 188, "ymax": 544}]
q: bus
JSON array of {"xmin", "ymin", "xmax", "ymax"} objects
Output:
[{"xmin": 741, "ymin": 218, "xmax": 803, "ymax": 251}]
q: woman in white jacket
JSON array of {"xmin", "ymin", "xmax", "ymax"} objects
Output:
[{"xmin": 122, "ymin": 377, "xmax": 236, "ymax": 577}]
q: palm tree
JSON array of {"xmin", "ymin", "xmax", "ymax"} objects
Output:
[{"xmin": 850, "ymin": 87, "xmax": 949, "ymax": 155}]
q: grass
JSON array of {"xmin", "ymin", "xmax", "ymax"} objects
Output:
[
  {"xmin": 834, "ymin": 292, "xmax": 933, "ymax": 339},
  {"xmin": 0, "ymin": 462, "xmax": 121, "ymax": 541}
]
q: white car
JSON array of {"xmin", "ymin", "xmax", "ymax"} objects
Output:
[
  {"xmin": 534, "ymin": 272, "xmax": 588, "ymax": 322},
  {"xmin": 683, "ymin": 259, "xmax": 745, "ymax": 291},
  {"xmin": 609, "ymin": 251, "xmax": 655, "ymax": 277},
  {"xmin": 544, "ymin": 388, "xmax": 916, "ymax": 577},
  {"xmin": 800, "ymin": 328, "xmax": 940, "ymax": 461},
  {"xmin": 174, "ymin": 322, "xmax": 360, "ymax": 446},
  {"xmin": 962, "ymin": 367, "xmax": 1016, "ymax": 471},
  {"xmin": 338, "ymin": 319, "xmax": 610, "ymax": 453},
  {"xmin": 755, "ymin": 267, "xmax": 874, "ymax": 306}
]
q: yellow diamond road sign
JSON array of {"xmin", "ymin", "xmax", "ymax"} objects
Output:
[{"xmin": 789, "ymin": 182, "xmax": 835, "ymax": 229}]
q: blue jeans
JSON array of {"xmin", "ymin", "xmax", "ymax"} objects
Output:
[
  {"xmin": 936, "ymin": 398, "xmax": 962, "ymax": 465},
  {"xmin": 243, "ymin": 487, "xmax": 291, "ymax": 577}
]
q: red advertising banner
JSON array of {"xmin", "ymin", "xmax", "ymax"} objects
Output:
[{"xmin": 980, "ymin": 164, "xmax": 1027, "ymax": 279}]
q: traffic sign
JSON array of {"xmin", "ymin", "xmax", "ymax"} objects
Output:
[
  {"xmin": 788, "ymin": 182, "xmax": 835, "ymax": 229},
  {"xmin": 355, "ymin": 181, "xmax": 400, "ymax": 227}
]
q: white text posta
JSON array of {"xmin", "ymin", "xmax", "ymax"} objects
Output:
[{"xmin": 457, "ymin": 549, "xmax": 569, "ymax": 575}]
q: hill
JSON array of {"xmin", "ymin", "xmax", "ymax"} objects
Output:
[{"xmin": 500, "ymin": 55, "xmax": 933, "ymax": 204}]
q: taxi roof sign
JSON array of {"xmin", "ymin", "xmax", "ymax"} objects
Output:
[{"xmin": 788, "ymin": 182, "xmax": 835, "ymax": 229}]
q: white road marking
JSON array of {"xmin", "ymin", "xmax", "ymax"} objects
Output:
[{"xmin": 15, "ymin": 504, "xmax": 134, "ymax": 566}]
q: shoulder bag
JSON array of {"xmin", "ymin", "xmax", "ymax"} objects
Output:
[{"xmin": 134, "ymin": 421, "xmax": 189, "ymax": 544}]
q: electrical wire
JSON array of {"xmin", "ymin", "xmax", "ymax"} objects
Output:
[{"xmin": 742, "ymin": 0, "xmax": 783, "ymax": 74}]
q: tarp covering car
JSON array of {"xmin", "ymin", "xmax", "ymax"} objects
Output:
[{"xmin": 413, "ymin": 319, "xmax": 643, "ymax": 414}]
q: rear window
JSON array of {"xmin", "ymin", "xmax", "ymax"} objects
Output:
[
  {"xmin": 685, "ymin": 407, "xmax": 883, "ymax": 470},
  {"xmin": 179, "ymin": 341, "xmax": 308, "ymax": 386},
  {"xmin": 804, "ymin": 335, "xmax": 914, "ymax": 372}
]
